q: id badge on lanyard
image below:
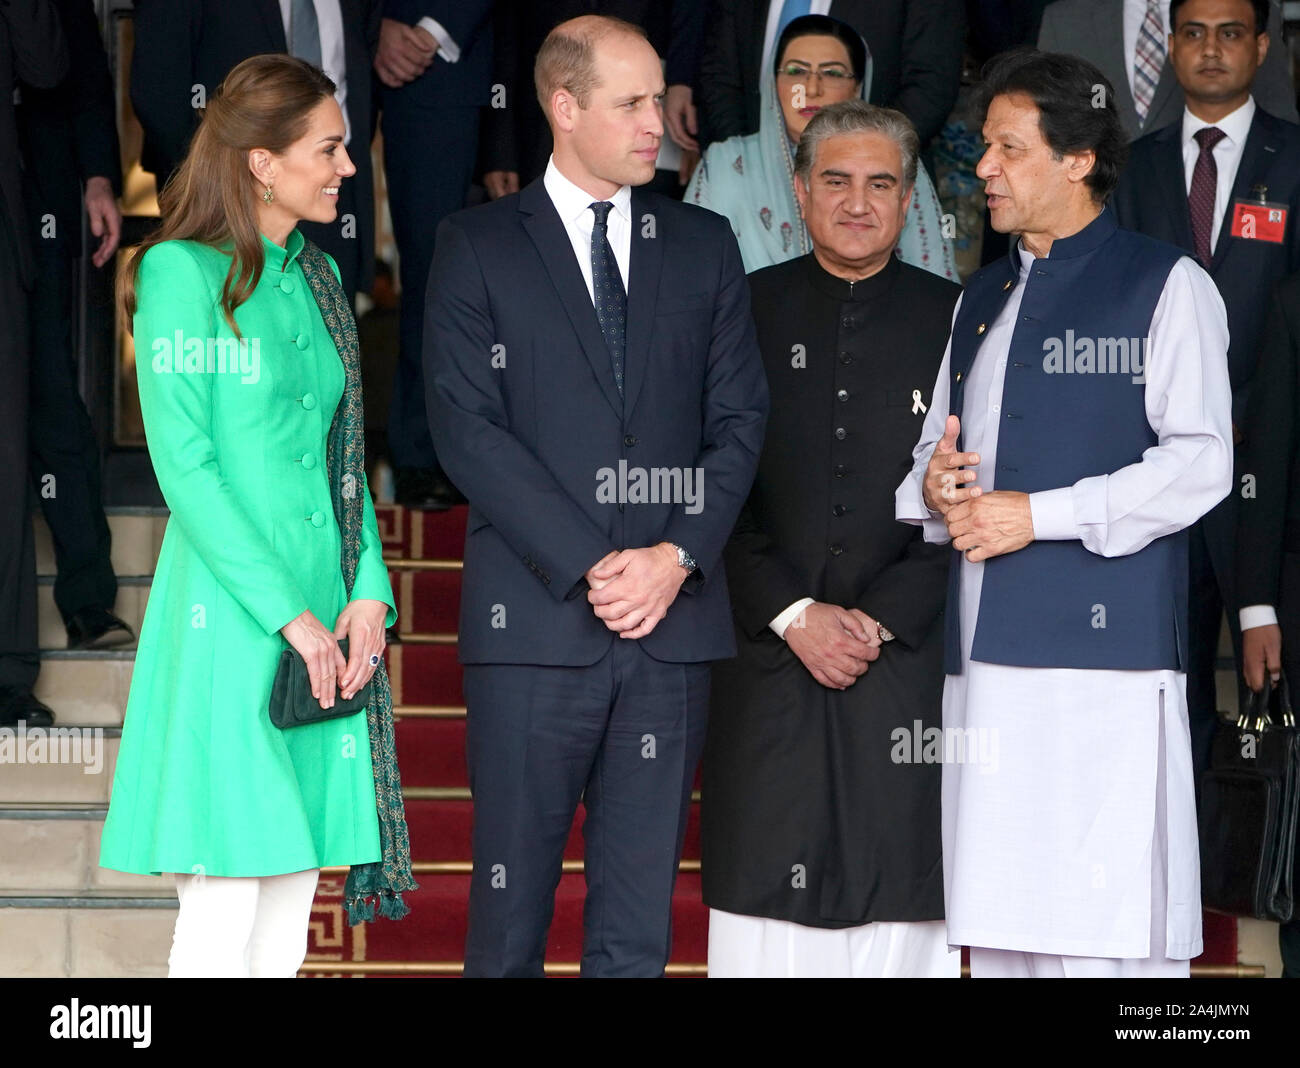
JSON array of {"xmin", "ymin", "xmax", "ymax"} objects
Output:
[{"xmin": 1230, "ymin": 184, "xmax": 1288, "ymax": 244}]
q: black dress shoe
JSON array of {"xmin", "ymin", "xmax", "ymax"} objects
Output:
[
  {"xmin": 0, "ymin": 686, "xmax": 54, "ymax": 727},
  {"xmin": 394, "ymin": 466, "xmax": 451, "ymax": 512},
  {"xmin": 66, "ymin": 607, "xmax": 136, "ymax": 650}
]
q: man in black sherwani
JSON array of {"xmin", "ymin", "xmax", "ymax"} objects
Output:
[{"xmin": 701, "ymin": 99, "xmax": 959, "ymax": 977}]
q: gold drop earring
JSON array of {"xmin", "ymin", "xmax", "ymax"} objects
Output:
[{"xmin": 262, "ymin": 182, "xmax": 274, "ymax": 204}]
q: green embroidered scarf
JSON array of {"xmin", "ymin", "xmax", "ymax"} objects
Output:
[{"xmin": 298, "ymin": 239, "xmax": 417, "ymax": 924}]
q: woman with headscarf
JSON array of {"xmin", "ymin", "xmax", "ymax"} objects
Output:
[
  {"xmin": 101, "ymin": 54, "xmax": 415, "ymax": 977},
  {"xmin": 688, "ymin": 14, "xmax": 955, "ymax": 279}
]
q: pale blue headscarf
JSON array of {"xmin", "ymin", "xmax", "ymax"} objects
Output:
[{"xmin": 687, "ymin": 32, "xmax": 956, "ymax": 280}]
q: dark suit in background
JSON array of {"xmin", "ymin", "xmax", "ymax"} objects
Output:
[
  {"xmin": 1038, "ymin": 0, "xmax": 1297, "ymax": 141},
  {"xmin": 130, "ymin": 0, "xmax": 381, "ymax": 299},
  {"xmin": 19, "ymin": 0, "xmax": 122, "ymax": 636},
  {"xmin": 0, "ymin": 0, "xmax": 67, "ymax": 713},
  {"xmin": 1234, "ymin": 268, "xmax": 1300, "ymax": 978},
  {"xmin": 697, "ymin": 0, "xmax": 966, "ymax": 150},
  {"xmin": 426, "ymin": 178, "xmax": 768, "ymax": 975},
  {"xmin": 377, "ymin": 0, "xmax": 492, "ymax": 498},
  {"xmin": 1112, "ymin": 103, "xmax": 1300, "ymax": 781},
  {"xmin": 480, "ymin": 0, "xmax": 707, "ymax": 188}
]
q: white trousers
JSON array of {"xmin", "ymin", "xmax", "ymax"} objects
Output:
[
  {"xmin": 969, "ymin": 948, "xmax": 1189, "ymax": 978},
  {"xmin": 167, "ymin": 869, "xmax": 320, "ymax": 978},
  {"xmin": 708, "ymin": 909, "xmax": 960, "ymax": 978}
]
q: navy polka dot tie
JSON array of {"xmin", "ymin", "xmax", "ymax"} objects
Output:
[{"xmin": 589, "ymin": 201, "xmax": 626, "ymax": 398}]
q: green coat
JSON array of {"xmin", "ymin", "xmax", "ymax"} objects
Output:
[{"xmin": 99, "ymin": 230, "xmax": 398, "ymax": 878}]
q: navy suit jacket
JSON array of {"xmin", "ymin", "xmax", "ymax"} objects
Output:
[
  {"xmin": 1112, "ymin": 104, "xmax": 1300, "ymax": 584},
  {"xmin": 1112, "ymin": 105, "xmax": 1300, "ymax": 428},
  {"xmin": 425, "ymin": 176, "xmax": 769, "ymax": 666}
]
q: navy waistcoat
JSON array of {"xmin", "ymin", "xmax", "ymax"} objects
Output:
[{"xmin": 944, "ymin": 206, "xmax": 1189, "ymax": 674}]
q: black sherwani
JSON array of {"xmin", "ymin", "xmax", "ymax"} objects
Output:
[{"xmin": 701, "ymin": 252, "xmax": 959, "ymax": 927}]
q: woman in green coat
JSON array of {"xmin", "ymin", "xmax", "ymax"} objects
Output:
[{"xmin": 100, "ymin": 55, "xmax": 413, "ymax": 977}]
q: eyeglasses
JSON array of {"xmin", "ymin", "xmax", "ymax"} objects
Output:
[{"xmin": 778, "ymin": 64, "xmax": 854, "ymax": 82}]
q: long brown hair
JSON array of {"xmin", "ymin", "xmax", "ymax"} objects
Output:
[{"xmin": 118, "ymin": 54, "xmax": 336, "ymax": 337}]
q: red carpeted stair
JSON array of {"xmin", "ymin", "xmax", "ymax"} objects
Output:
[{"xmin": 303, "ymin": 502, "xmax": 1238, "ymax": 977}]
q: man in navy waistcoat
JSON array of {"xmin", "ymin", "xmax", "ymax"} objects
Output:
[{"xmin": 896, "ymin": 48, "xmax": 1233, "ymax": 977}]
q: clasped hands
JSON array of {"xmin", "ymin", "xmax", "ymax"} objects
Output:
[
  {"xmin": 786, "ymin": 603, "xmax": 883, "ymax": 691},
  {"xmin": 585, "ymin": 543, "xmax": 688, "ymax": 641},
  {"xmin": 281, "ymin": 599, "xmax": 389, "ymax": 710},
  {"xmin": 922, "ymin": 414, "xmax": 1034, "ymax": 562}
]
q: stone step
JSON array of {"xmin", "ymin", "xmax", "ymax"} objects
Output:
[
  {"xmin": 32, "ymin": 651, "xmax": 135, "ymax": 727},
  {"xmin": 37, "ymin": 575, "xmax": 147, "ymax": 651},
  {"xmin": 0, "ymin": 728, "xmax": 119, "ymax": 804},
  {"xmin": 0, "ymin": 889, "xmax": 175, "ymax": 977},
  {"xmin": 33, "ymin": 507, "xmax": 168, "ymax": 580},
  {"xmin": 0, "ymin": 803, "xmax": 168, "ymax": 893}
]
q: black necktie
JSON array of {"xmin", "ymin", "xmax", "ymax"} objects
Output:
[{"xmin": 589, "ymin": 201, "xmax": 626, "ymax": 398}]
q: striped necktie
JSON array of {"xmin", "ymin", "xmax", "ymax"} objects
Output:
[{"xmin": 1134, "ymin": 0, "xmax": 1165, "ymax": 127}]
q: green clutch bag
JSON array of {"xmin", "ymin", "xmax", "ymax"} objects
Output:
[{"xmin": 268, "ymin": 636, "xmax": 373, "ymax": 729}]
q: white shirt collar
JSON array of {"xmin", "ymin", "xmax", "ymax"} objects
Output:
[
  {"xmin": 543, "ymin": 155, "xmax": 632, "ymax": 227},
  {"xmin": 1182, "ymin": 95, "xmax": 1256, "ymax": 149}
]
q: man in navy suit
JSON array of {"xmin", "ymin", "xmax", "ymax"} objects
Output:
[
  {"xmin": 425, "ymin": 14, "xmax": 768, "ymax": 977},
  {"xmin": 1112, "ymin": 0, "xmax": 1300, "ymax": 783},
  {"xmin": 375, "ymin": 0, "xmax": 493, "ymax": 511}
]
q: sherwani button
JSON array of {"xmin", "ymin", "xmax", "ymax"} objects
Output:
[
  {"xmin": 829, "ymin": 544, "xmax": 843, "ymax": 556},
  {"xmin": 309, "ymin": 511, "xmax": 326, "ymax": 528},
  {"xmin": 834, "ymin": 427, "xmax": 846, "ymax": 440},
  {"xmin": 836, "ymin": 389, "xmax": 849, "ymax": 402},
  {"xmin": 301, "ymin": 453, "xmax": 317, "ymax": 470},
  {"xmin": 295, "ymin": 333, "xmax": 311, "ymax": 350},
  {"xmin": 301, "ymin": 393, "xmax": 317, "ymax": 410},
  {"xmin": 279, "ymin": 276, "xmax": 296, "ymax": 294},
  {"xmin": 832, "ymin": 504, "xmax": 846, "ymax": 517}
]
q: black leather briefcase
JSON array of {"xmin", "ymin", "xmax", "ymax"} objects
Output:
[{"xmin": 1199, "ymin": 674, "xmax": 1299, "ymax": 922}]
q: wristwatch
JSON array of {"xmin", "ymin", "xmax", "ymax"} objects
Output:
[{"xmin": 670, "ymin": 543, "xmax": 697, "ymax": 574}]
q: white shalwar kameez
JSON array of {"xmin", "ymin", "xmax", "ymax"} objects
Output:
[{"xmin": 895, "ymin": 241, "xmax": 1233, "ymax": 977}]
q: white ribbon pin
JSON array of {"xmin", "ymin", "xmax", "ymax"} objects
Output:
[{"xmin": 911, "ymin": 389, "xmax": 927, "ymax": 415}]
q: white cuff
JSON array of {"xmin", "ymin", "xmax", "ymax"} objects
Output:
[
  {"xmin": 416, "ymin": 17, "xmax": 460, "ymax": 62},
  {"xmin": 770, "ymin": 597, "xmax": 815, "ymax": 640},
  {"xmin": 1240, "ymin": 604, "xmax": 1279, "ymax": 631},
  {"xmin": 1027, "ymin": 487, "xmax": 1077, "ymax": 541}
]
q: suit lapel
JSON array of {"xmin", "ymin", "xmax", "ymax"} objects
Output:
[
  {"xmin": 256, "ymin": 0, "xmax": 287, "ymax": 51},
  {"xmin": 519, "ymin": 180, "xmax": 624, "ymax": 417},
  {"xmin": 1093, "ymin": 0, "xmax": 1139, "ymax": 130},
  {"xmin": 1151, "ymin": 124, "xmax": 1196, "ymax": 251},
  {"xmin": 623, "ymin": 188, "xmax": 663, "ymax": 419},
  {"xmin": 1211, "ymin": 111, "xmax": 1275, "ymax": 274},
  {"xmin": 1144, "ymin": 64, "xmax": 1180, "ymax": 134}
]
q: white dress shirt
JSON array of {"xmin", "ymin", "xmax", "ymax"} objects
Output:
[
  {"xmin": 1181, "ymin": 94, "xmax": 1256, "ymax": 255},
  {"xmin": 417, "ymin": 17, "xmax": 461, "ymax": 62},
  {"xmin": 280, "ymin": 0, "xmax": 350, "ymax": 145},
  {"xmin": 894, "ymin": 238, "xmax": 1232, "ymax": 959},
  {"xmin": 1123, "ymin": 0, "xmax": 1174, "ymax": 102},
  {"xmin": 542, "ymin": 156, "xmax": 632, "ymax": 301}
]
